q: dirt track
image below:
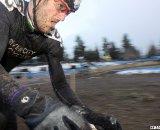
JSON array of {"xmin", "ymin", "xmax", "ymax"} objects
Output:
[{"xmin": 16, "ymin": 73, "xmax": 160, "ymax": 130}]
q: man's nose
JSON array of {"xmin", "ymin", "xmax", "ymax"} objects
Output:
[{"xmin": 57, "ymin": 13, "xmax": 66, "ymax": 21}]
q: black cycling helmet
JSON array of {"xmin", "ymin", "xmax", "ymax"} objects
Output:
[{"xmin": 63, "ymin": 0, "xmax": 81, "ymax": 12}]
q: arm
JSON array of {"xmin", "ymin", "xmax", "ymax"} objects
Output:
[{"xmin": 46, "ymin": 39, "xmax": 83, "ymax": 107}]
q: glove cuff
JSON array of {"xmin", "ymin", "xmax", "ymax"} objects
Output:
[
  {"xmin": 72, "ymin": 105, "xmax": 122, "ymax": 130},
  {"xmin": 71, "ymin": 105, "xmax": 89, "ymax": 115}
]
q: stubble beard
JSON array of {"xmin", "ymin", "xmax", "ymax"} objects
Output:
[{"xmin": 35, "ymin": 8, "xmax": 52, "ymax": 33}]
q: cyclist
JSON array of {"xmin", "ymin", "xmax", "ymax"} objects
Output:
[{"xmin": 0, "ymin": 0, "xmax": 122, "ymax": 129}]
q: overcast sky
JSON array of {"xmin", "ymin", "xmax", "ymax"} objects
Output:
[{"xmin": 56, "ymin": 0, "xmax": 160, "ymax": 57}]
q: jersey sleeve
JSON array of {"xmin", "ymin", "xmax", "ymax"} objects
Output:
[
  {"xmin": 47, "ymin": 55, "xmax": 83, "ymax": 106},
  {"xmin": 45, "ymin": 29, "xmax": 84, "ymax": 107},
  {"xmin": 0, "ymin": 3, "xmax": 10, "ymax": 60}
]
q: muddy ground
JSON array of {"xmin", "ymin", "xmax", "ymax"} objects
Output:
[{"xmin": 15, "ymin": 73, "xmax": 160, "ymax": 130}]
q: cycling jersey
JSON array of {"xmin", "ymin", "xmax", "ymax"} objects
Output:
[{"xmin": 0, "ymin": 0, "xmax": 83, "ymax": 122}]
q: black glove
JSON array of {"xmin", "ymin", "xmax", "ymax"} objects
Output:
[
  {"xmin": 23, "ymin": 97, "xmax": 92, "ymax": 130},
  {"xmin": 71, "ymin": 106, "xmax": 122, "ymax": 130},
  {"xmin": 34, "ymin": 114, "xmax": 90, "ymax": 130}
]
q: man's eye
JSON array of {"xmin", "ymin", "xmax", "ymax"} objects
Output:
[
  {"xmin": 57, "ymin": 4, "xmax": 65, "ymax": 10},
  {"xmin": 56, "ymin": 3, "xmax": 69, "ymax": 14}
]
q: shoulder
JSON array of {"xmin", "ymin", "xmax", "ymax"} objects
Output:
[
  {"xmin": 44, "ymin": 28, "xmax": 63, "ymax": 48},
  {"xmin": 0, "ymin": 0, "xmax": 25, "ymax": 15}
]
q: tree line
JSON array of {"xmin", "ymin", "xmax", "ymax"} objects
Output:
[
  {"xmin": 64, "ymin": 34, "xmax": 160, "ymax": 62},
  {"xmin": 22, "ymin": 33, "xmax": 160, "ymax": 65}
]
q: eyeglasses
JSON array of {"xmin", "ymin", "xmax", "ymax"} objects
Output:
[{"xmin": 54, "ymin": 0, "xmax": 71, "ymax": 15}]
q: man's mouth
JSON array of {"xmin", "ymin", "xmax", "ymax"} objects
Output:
[
  {"xmin": 51, "ymin": 20, "xmax": 59, "ymax": 27},
  {"xmin": 51, "ymin": 21, "xmax": 56, "ymax": 26}
]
